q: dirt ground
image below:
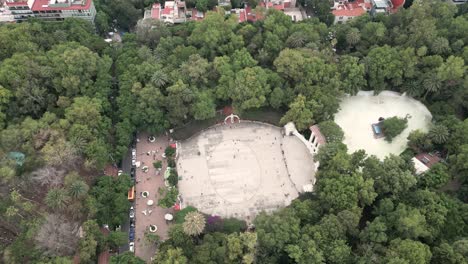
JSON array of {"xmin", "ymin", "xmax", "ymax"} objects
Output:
[
  {"xmin": 134, "ymin": 132, "xmax": 173, "ymax": 262},
  {"xmin": 176, "ymin": 121, "xmax": 316, "ymax": 222},
  {"xmin": 334, "ymin": 91, "xmax": 432, "ymax": 159}
]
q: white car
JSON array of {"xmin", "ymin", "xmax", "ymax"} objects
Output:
[
  {"xmin": 129, "ymin": 242, "xmax": 134, "ymax": 252},
  {"xmin": 118, "ymin": 170, "xmax": 123, "ymax": 176},
  {"xmin": 132, "ymin": 149, "xmax": 136, "ymax": 159},
  {"xmin": 129, "ymin": 206, "xmax": 135, "ymax": 218},
  {"xmin": 132, "ymin": 159, "xmax": 136, "ymax": 166}
]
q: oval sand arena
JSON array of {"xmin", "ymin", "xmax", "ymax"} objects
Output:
[
  {"xmin": 334, "ymin": 91, "xmax": 432, "ymax": 159},
  {"xmin": 176, "ymin": 121, "xmax": 316, "ymax": 221}
]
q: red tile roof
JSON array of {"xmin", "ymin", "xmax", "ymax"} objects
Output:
[
  {"xmin": 391, "ymin": 0, "xmax": 404, "ymax": 8},
  {"xmin": 309, "ymin": 125, "xmax": 326, "ymax": 145},
  {"xmin": 332, "ymin": 8, "xmax": 366, "ymax": 17},
  {"xmin": 151, "ymin": 3, "xmax": 160, "ymax": 19},
  {"xmin": 332, "ymin": 0, "xmax": 367, "ymax": 17},
  {"xmin": 161, "ymin": 7, "xmax": 173, "ymax": 15},
  {"xmin": 31, "ymin": 0, "xmax": 92, "ymax": 11},
  {"xmin": 239, "ymin": 9, "xmax": 246, "ymax": 22},
  {"xmin": 5, "ymin": 1, "xmax": 28, "ymax": 6},
  {"xmin": 415, "ymin": 153, "xmax": 441, "ymax": 169}
]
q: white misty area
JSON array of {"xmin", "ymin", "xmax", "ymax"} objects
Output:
[{"xmin": 334, "ymin": 91, "xmax": 432, "ymax": 159}]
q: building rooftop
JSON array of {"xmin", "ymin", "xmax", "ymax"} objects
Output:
[
  {"xmin": 415, "ymin": 152, "xmax": 441, "ymax": 169},
  {"xmin": 332, "ymin": 0, "xmax": 368, "ymax": 17},
  {"xmin": 5, "ymin": 1, "xmax": 29, "ymax": 6},
  {"xmin": 373, "ymin": 0, "xmax": 389, "ymax": 8},
  {"xmin": 31, "ymin": 0, "xmax": 91, "ymax": 11},
  {"xmin": 151, "ymin": 3, "xmax": 160, "ymax": 19},
  {"xmin": 309, "ymin": 125, "xmax": 326, "ymax": 146}
]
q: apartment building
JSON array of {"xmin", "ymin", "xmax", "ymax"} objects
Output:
[{"xmin": 0, "ymin": 0, "xmax": 96, "ymax": 23}]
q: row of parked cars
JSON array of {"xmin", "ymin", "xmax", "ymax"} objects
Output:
[{"xmin": 128, "ymin": 147, "xmax": 137, "ymax": 253}]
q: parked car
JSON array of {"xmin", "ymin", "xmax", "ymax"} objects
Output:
[
  {"xmin": 129, "ymin": 242, "xmax": 134, "ymax": 252},
  {"xmin": 129, "ymin": 232, "xmax": 135, "ymax": 242},
  {"xmin": 129, "ymin": 206, "xmax": 135, "ymax": 218},
  {"xmin": 130, "ymin": 217, "xmax": 135, "ymax": 225},
  {"xmin": 129, "ymin": 226, "xmax": 135, "ymax": 234},
  {"xmin": 130, "ymin": 168, "xmax": 135, "ymax": 181},
  {"xmin": 118, "ymin": 170, "xmax": 123, "ymax": 176},
  {"xmin": 131, "ymin": 159, "xmax": 136, "ymax": 166},
  {"xmin": 132, "ymin": 149, "xmax": 136, "ymax": 159}
]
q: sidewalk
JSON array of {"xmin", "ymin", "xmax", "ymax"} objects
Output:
[{"xmin": 134, "ymin": 132, "xmax": 172, "ymax": 262}]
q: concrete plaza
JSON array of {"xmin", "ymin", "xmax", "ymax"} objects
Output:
[{"xmin": 176, "ymin": 121, "xmax": 316, "ymax": 222}]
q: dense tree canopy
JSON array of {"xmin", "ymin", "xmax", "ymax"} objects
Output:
[{"xmin": 1, "ymin": 1, "xmax": 467, "ymax": 263}]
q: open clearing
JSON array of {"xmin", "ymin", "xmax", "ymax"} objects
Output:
[
  {"xmin": 176, "ymin": 121, "xmax": 316, "ymax": 221},
  {"xmin": 334, "ymin": 91, "xmax": 432, "ymax": 159}
]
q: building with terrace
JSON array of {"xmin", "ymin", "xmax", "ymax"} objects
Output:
[
  {"xmin": 145, "ymin": 0, "xmax": 304, "ymax": 24},
  {"xmin": 331, "ymin": 0, "xmax": 404, "ymax": 24},
  {"xmin": 0, "ymin": 0, "xmax": 95, "ymax": 23}
]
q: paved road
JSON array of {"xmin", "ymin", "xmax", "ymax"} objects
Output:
[{"xmin": 119, "ymin": 148, "xmax": 132, "ymax": 254}]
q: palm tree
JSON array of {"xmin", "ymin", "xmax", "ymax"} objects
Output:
[
  {"xmin": 423, "ymin": 74, "xmax": 442, "ymax": 99},
  {"xmin": 286, "ymin": 32, "xmax": 307, "ymax": 48},
  {"xmin": 182, "ymin": 211, "xmax": 206, "ymax": 236},
  {"xmin": 431, "ymin": 37, "xmax": 450, "ymax": 55},
  {"xmin": 68, "ymin": 180, "xmax": 89, "ymax": 199},
  {"xmin": 346, "ymin": 28, "xmax": 361, "ymax": 47},
  {"xmin": 151, "ymin": 70, "xmax": 169, "ymax": 88},
  {"xmin": 428, "ymin": 125, "xmax": 449, "ymax": 144},
  {"xmin": 45, "ymin": 188, "xmax": 69, "ymax": 211}
]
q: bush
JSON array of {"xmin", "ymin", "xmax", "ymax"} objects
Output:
[
  {"xmin": 205, "ymin": 215, "xmax": 223, "ymax": 233},
  {"xmin": 165, "ymin": 147, "xmax": 176, "ymax": 158},
  {"xmin": 144, "ymin": 231, "xmax": 161, "ymax": 246},
  {"xmin": 381, "ymin": 116, "xmax": 408, "ymax": 142},
  {"xmin": 153, "ymin": 160, "xmax": 162, "ymax": 169},
  {"xmin": 168, "ymin": 169, "xmax": 178, "ymax": 186},
  {"xmin": 418, "ymin": 163, "xmax": 451, "ymax": 189},
  {"xmin": 175, "ymin": 206, "xmax": 198, "ymax": 224},
  {"xmin": 158, "ymin": 187, "xmax": 179, "ymax": 208},
  {"xmin": 318, "ymin": 121, "xmax": 344, "ymax": 143},
  {"xmin": 167, "ymin": 158, "xmax": 176, "ymax": 168},
  {"xmin": 221, "ymin": 218, "xmax": 247, "ymax": 233}
]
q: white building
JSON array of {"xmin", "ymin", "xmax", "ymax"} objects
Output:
[{"xmin": 1, "ymin": 0, "xmax": 96, "ymax": 23}]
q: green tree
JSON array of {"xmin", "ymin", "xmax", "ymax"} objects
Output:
[
  {"xmin": 231, "ymin": 67, "xmax": 271, "ymax": 111},
  {"xmin": 436, "ymin": 56, "xmax": 466, "ymax": 83},
  {"xmin": 107, "ymin": 231, "xmax": 128, "ymax": 249},
  {"xmin": 381, "ymin": 116, "xmax": 408, "ymax": 142},
  {"xmin": 45, "ymin": 188, "xmax": 69, "ymax": 211},
  {"xmin": 153, "ymin": 247, "xmax": 188, "ymax": 264},
  {"xmin": 192, "ymin": 91, "xmax": 216, "ymax": 120},
  {"xmin": 91, "ymin": 175, "xmax": 131, "ymax": 228},
  {"xmin": 280, "ymin": 95, "xmax": 313, "ymax": 131},
  {"xmin": 418, "ymin": 163, "xmax": 451, "ymax": 189},
  {"xmin": 68, "ymin": 180, "xmax": 89, "ymax": 199},
  {"xmin": 428, "ymin": 124, "xmax": 449, "ymax": 144},
  {"xmin": 385, "ymin": 239, "xmax": 432, "ymax": 264},
  {"xmin": 338, "ymin": 56, "xmax": 366, "ymax": 95},
  {"xmin": 346, "ymin": 28, "xmax": 361, "ymax": 47},
  {"xmin": 318, "ymin": 121, "xmax": 344, "ymax": 143},
  {"xmin": 431, "ymin": 37, "xmax": 451, "ymax": 55},
  {"xmin": 110, "ymin": 252, "xmax": 145, "ymax": 264},
  {"xmin": 363, "ymin": 155, "xmax": 417, "ymax": 197},
  {"xmin": 255, "ymin": 208, "xmax": 300, "ymax": 263},
  {"xmin": 182, "ymin": 211, "xmax": 206, "ymax": 236},
  {"xmin": 365, "ymin": 45, "xmax": 403, "ymax": 93},
  {"xmin": 189, "ymin": 12, "xmax": 243, "ymax": 59},
  {"xmin": 407, "ymin": 130, "xmax": 433, "ymax": 152}
]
